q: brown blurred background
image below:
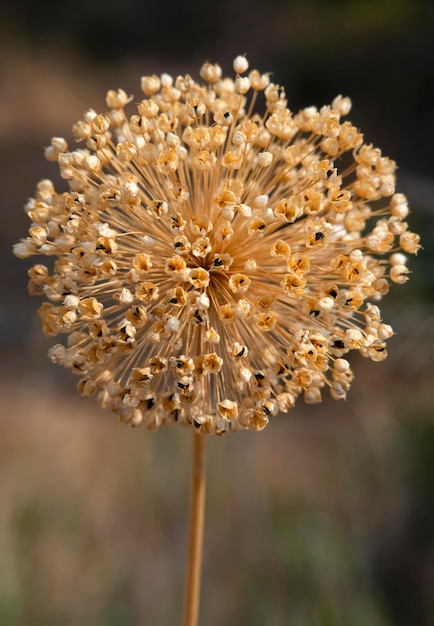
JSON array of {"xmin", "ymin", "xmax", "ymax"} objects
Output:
[{"xmin": 1, "ymin": 1, "xmax": 433, "ymax": 624}]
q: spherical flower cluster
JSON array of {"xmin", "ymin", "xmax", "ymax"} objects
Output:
[{"xmin": 14, "ymin": 56, "xmax": 420, "ymax": 434}]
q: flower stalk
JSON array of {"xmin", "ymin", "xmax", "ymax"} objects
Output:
[{"xmin": 182, "ymin": 433, "xmax": 206, "ymax": 626}]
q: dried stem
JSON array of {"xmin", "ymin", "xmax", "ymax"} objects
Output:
[{"xmin": 182, "ymin": 432, "xmax": 206, "ymax": 626}]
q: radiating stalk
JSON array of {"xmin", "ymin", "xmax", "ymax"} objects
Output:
[{"xmin": 182, "ymin": 432, "xmax": 206, "ymax": 626}]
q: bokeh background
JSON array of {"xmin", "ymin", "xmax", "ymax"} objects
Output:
[{"xmin": 1, "ymin": 1, "xmax": 433, "ymax": 624}]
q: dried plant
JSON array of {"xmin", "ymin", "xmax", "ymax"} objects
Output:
[{"xmin": 14, "ymin": 55, "xmax": 420, "ymax": 625}]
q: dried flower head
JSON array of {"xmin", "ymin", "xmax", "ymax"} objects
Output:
[{"xmin": 14, "ymin": 57, "xmax": 420, "ymax": 434}]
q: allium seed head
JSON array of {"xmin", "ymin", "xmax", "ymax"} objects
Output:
[{"xmin": 14, "ymin": 57, "xmax": 420, "ymax": 434}]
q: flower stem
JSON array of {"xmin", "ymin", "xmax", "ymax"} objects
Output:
[{"xmin": 182, "ymin": 432, "xmax": 206, "ymax": 626}]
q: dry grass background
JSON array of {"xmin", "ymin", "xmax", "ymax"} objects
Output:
[{"xmin": 1, "ymin": 2, "xmax": 434, "ymax": 624}]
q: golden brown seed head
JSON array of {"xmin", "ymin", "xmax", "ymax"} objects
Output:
[{"xmin": 14, "ymin": 57, "xmax": 420, "ymax": 434}]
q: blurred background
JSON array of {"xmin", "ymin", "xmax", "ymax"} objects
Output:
[{"xmin": 1, "ymin": 0, "xmax": 433, "ymax": 624}]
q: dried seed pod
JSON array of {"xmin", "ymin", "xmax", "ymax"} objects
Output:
[{"xmin": 14, "ymin": 55, "xmax": 419, "ymax": 434}]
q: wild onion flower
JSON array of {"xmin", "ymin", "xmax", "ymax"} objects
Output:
[{"xmin": 14, "ymin": 56, "xmax": 420, "ymax": 434}]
